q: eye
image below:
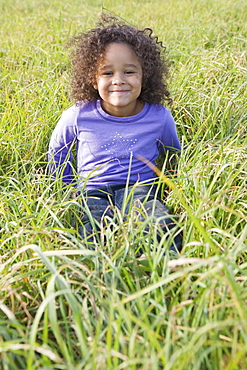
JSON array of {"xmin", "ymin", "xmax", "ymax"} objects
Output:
[
  {"xmin": 102, "ymin": 72, "xmax": 113, "ymax": 76},
  {"xmin": 125, "ymin": 71, "xmax": 135, "ymax": 75}
]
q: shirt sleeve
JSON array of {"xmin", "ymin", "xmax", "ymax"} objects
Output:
[
  {"xmin": 48, "ymin": 106, "xmax": 78, "ymax": 184},
  {"xmin": 159, "ymin": 108, "xmax": 181, "ymax": 155}
]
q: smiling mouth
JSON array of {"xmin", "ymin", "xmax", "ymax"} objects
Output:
[{"xmin": 110, "ymin": 90, "xmax": 129, "ymax": 93}]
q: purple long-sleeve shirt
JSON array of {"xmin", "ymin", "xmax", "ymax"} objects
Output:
[{"xmin": 48, "ymin": 100, "xmax": 181, "ymax": 189}]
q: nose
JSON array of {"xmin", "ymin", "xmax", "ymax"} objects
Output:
[{"xmin": 112, "ymin": 72, "xmax": 125, "ymax": 85}]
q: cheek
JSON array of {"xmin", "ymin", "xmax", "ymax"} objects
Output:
[
  {"xmin": 136, "ymin": 73, "xmax": 143, "ymax": 87},
  {"xmin": 95, "ymin": 78, "xmax": 106, "ymax": 90},
  {"xmin": 136, "ymin": 78, "xmax": 143, "ymax": 91}
]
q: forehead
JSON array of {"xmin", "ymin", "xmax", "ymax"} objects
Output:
[{"xmin": 100, "ymin": 42, "xmax": 141, "ymax": 65}]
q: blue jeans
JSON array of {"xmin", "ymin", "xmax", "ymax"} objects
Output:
[{"xmin": 80, "ymin": 183, "xmax": 182, "ymax": 252}]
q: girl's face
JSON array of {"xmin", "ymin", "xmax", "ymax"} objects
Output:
[{"xmin": 94, "ymin": 42, "xmax": 143, "ymax": 117}]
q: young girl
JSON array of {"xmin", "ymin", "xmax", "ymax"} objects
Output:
[{"xmin": 49, "ymin": 14, "xmax": 182, "ymax": 252}]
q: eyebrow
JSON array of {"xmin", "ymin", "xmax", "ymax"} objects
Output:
[{"xmin": 100, "ymin": 63, "xmax": 140, "ymax": 70}]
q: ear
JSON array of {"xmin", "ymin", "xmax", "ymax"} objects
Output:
[{"xmin": 93, "ymin": 78, "xmax": 98, "ymax": 90}]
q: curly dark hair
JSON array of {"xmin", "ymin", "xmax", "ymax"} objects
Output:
[{"xmin": 68, "ymin": 13, "xmax": 171, "ymax": 105}]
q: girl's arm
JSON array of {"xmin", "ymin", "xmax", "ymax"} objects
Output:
[
  {"xmin": 48, "ymin": 106, "xmax": 78, "ymax": 185},
  {"xmin": 158, "ymin": 108, "xmax": 181, "ymax": 156},
  {"xmin": 157, "ymin": 108, "xmax": 181, "ymax": 175}
]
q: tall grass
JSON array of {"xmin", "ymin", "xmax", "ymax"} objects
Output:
[{"xmin": 0, "ymin": 0, "xmax": 247, "ymax": 368}]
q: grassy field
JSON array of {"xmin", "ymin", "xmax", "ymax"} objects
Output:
[{"xmin": 0, "ymin": 0, "xmax": 247, "ymax": 368}]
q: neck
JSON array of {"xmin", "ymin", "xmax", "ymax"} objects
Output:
[{"xmin": 101, "ymin": 100, "xmax": 144, "ymax": 117}]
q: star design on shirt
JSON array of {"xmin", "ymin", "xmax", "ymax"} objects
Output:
[{"xmin": 101, "ymin": 132, "xmax": 137, "ymax": 159}]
